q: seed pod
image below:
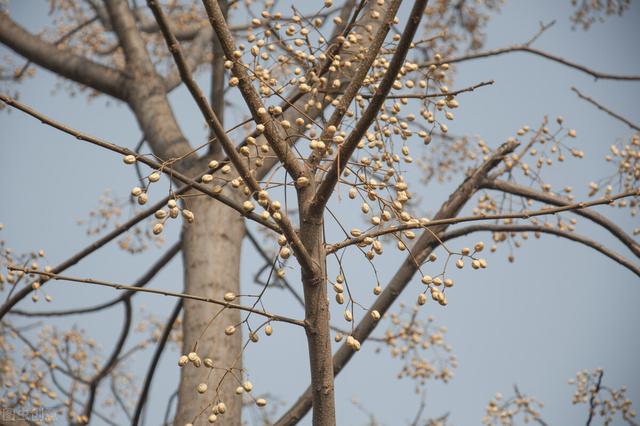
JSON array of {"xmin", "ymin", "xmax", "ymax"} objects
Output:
[
  {"xmin": 421, "ymin": 275, "xmax": 432, "ymax": 285},
  {"xmin": 373, "ymin": 286, "xmax": 382, "ymax": 295},
  {"xmin": 265, "ymin": 325, "xmax": 273, "ymax": 336},
  {"xmin": 346, "ymin": 335, "xmax": 361, "ymax": 351},
  {"xmin": 204, "ymin": 358, "xmax": 214, "ymax": 368},
  {"xmin": 187, "ymin": 352, "xmax": 198, "ymax": 361},
  {"xmin": 455, "ymin": 259, "xmax": 464, "ymax": 269},
  {"xmin": 197, "ymin": 383, "xmax": 208, "ymax": 394},
  {"xmin": 224, "ymin": 292, "xmax": 236, "ymax": 302},
  {"xmin": 208, "ymin": 160, "xmax": 219, "ymax": 169},
  {"xmin": 152, "ymin": 223, "xmax": 164, "ymax": 235},
  {"xmin": 178, "ymin": 355, "xmax": 189, "ymax": 367},
  {"xmin": 256, "ymin": 398, "xmax": 267, "ymax": 407},
  {"xmin": 123, "ymin": 155, "xmax": 136, "ymax": 164},
  {"xmin": 202, "ymin": 174, "xmax": 214, "ymax": 183},
  {"xmin": 279, "ymin": 246, "xmax": 291, "ymax": 259},
  {"xmin": 296, "ymin": 176, "xmax": 310, "ymax": 188},
  {"xmin": 236, "ymin": 386, "xmax": 244, "ymax": 395},
  {"xmin": 137, "ymin": 193, "xmax": 148, "ymax": 205},
  {"xmin": 417, "ymin": 293, "xmax": 427, "ymax": 305},
  {"xmin": 243, "ymin": 381, "xmax": 253, "ymax": 392},
  {"xmin": 207, "ymin": 414, "xmax": 217, "ymax": 423},
  {"xmin": 131, "ymin": 186, "xmax": 142, "ymax": 197},
  {"xmin": 224, "ymin": 325, "xmax": 236, "ymax": 336},
  {"xmin": 344, "ymin": 310, "xmax": 352, "ymax": 322},
  {"xmin": 148, "ymin": 172, "xmax": 161, "ymax": 183},
  {"xmin": 217, "ymin": 402, "xmax": 227, "ymax": 414},
  {"xmin": 243, "ymin": 201, "xmax": 255, "ymax": 212},
  {"xmin": 155, "ymin": 210, "xmax": 167, "ymax": 219},
  {"xmin": 180, "ymin": 210, "xmax": 194, "ymax": 224},
  {"xmin": 336, "ymin": 293, "xmax": 345, "ymax": 304},
  {"xmin": 371, "ymin": 310, "xmax": 381, "ymax": 320}
]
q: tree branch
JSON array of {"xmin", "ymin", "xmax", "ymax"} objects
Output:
[
  {"xmin": 311, "ymin": 0, "xmax": 430, "ymax": 214},
  {"xmin": 201, "ymin": 0, "xmax": 306, "ymax": 180},
  {"xmin": 132, "ymin": 299, "xmax": 182, "ymax": 426},
  {"xmin": 147, "ymin": 0, "xmax": 316, "ymax": 276},
  {"xmin": 8, "ymin": 268, "xmax": 306, "ymax": 327},
  {"xmin": 0, "ymin": 11, "xmax": 127, "ymax": 99},
  {"xmin": 439, "ymin": 224, "xmax": 640, "ymax": 277},
  {"xmin": 0, "ymin": 94, "xmax": 281, "ymax": 233},
  {"xmin": 571, "ymin": 87, "xmax": 640, "ymax": 132},
  {"xmin": 482, "ymin": 179, "xmax": 640, "ymax": 258},
  {"xmin": 326, "ymin": 189, "xmax": 639, "ymax": 253},
  {"xmin": 274, "ymin": 139, "xmax": 519, "ymax": 426},
  {"xmin": 10, "ymin": 241, "xmax": 181, "ymax": 318},
  {"xmin": 421, "ymin": 45, "xmax": 640, "ymax": 81}
]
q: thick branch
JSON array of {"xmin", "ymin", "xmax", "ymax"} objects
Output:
[
  {"xmin": 147, "ymin": 0, "xmax": 316, "ymax": 275},
  {"xmin": 0, "ymin": 11, "xmax": 126, "ymax": 99}
]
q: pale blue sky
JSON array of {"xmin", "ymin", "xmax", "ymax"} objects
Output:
[{"xmin": 1, "ymin": 1, "xmax": 639, "ymax": 425}]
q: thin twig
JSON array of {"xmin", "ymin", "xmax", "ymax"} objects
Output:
[
  {"xmin": 571, "ymin": 87, "xmax": 640, "ymax": 132},
  {"xmin": 420, "ymin": 45, "xmax": 640, "ymax": 81},
  {"xmin": 8, "ymin": 267, "xmax": 305, "ymax": 327}
]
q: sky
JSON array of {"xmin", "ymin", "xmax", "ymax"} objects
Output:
[{"xmin": 1, "ymin": 1, "xmax": 639, "ymax": 425}]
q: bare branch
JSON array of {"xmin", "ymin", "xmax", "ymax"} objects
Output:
[
  {"xmin": 8, "ymin": 267, "xmax": 306, "ymax": 327},
  {"xmin": 0, "ymin": 94, "xmax": 281, "ymax": 233},
  {"xmin": 0, "ymin": 11, "xmax": 127, "ymax": 99},
  {"xmin": 10, "ymin": 241, "xmax": 181, "ymax": 318},
  {"xmin": 421, "ymin": 45, "xmax": 640, "ymax": 81},
  {"xmin": 322, "ymin": 79, "xmax": 495, "ymax": 100},
  {"xmin": 132, "ymin": 300, "xmax": 182, "ymax": 426},
  {"xmin": 571, "ymin": 87, "xmax": 640, "ymax": 132}
]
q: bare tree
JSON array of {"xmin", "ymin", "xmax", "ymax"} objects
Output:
[{"xmin": 0, "ymin": 1, "xmax": 638, "ymax": 426}]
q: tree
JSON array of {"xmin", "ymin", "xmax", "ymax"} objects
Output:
[{"xmin": 0, "ymin": 0, "xmax": 638, "ymax": 425}]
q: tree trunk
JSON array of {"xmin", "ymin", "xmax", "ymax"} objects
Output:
[
  {"xmin": 175, "ymin": 191, "xmax": 245, "ymax": 426},
  {"xmin": 299, "ymin": 214, "xmax": 334, "ymax": 426}
]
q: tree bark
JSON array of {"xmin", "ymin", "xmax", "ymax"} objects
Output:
[
  {"xmin": 299, "ymin": 212, "xmax": 334, "ymax": 425},
  {"xmin": 175, "ymin": 191, "xmax": 245, "ymax": 426}
]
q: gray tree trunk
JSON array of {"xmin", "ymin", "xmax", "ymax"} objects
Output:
[{"xmin": 175, "ymin": 191, "xmax": 245, "ymax": 426}]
